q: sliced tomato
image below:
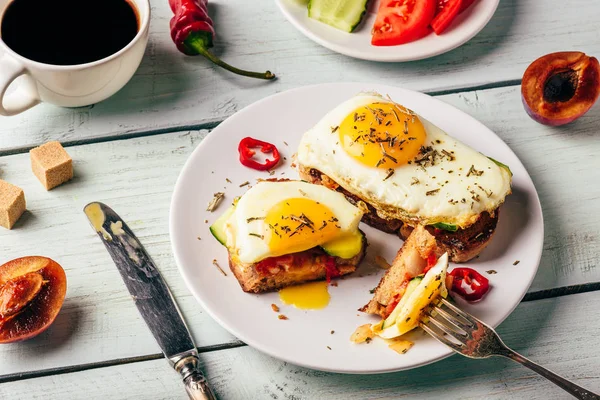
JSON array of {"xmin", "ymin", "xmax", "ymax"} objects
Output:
[
  {"xmin": 460, "ymin": 0, "xmax": 477, "ymax": 12},
  {"xmin": 431, "ymin": 0, "xmax": 462, "ymax": 35},
  {"xmin": 371, "ymin": 0, "xmax": 436, "ymax": 46}
]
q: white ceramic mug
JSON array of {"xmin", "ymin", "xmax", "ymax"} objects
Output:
[{"xmin": 0, "ymin": 0, "xmax": 150, "ymax": 116}]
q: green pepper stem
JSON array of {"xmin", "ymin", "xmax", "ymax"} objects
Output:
[{"xmin": 185, "ymin": 35, "xmax": 275, "ymax": 80}]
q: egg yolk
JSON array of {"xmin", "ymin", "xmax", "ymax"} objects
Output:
[
  {"xmin": 338, "ymin": 102, "xmax": 426, "ymax": 169},
  {"xmin": 264, "ymin": 198, "xmax": 341, "ymax": 256}
]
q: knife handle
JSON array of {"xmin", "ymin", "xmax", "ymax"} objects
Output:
[
  {"xmin": 184, "ymin": 371, "xmax": 217, "ymax": 400},
  {"xmin": 175, "ymin": 355, "xmax": 218, "ymax": 400}
]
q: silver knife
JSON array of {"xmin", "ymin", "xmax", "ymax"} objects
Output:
[{"xmin": 84, "ymin": 201, "xmax": 217, "ymax": 400}]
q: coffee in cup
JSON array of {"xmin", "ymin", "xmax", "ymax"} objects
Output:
[{"xmin": 0, "ymin": 0, "xmax": 150, "ymax": 115}]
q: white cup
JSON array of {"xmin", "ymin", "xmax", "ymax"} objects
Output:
[{"xmin": 0, "ymin": 0, "xmax": 150, "ymax": 116}]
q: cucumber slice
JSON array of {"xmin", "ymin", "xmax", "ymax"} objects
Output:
[
  {"xmin": 321, "ymin": 230, "xmax": 364, "ymax": 259},
  {"xmin": 432, "ymin": 222, "xmax": 458, "ymax": 232},
  {"xmin": 308, "ymin": 0, "xmax": 369, "ymax": 33},
  {"xmin": 488, "ymin": 156, "xmax": 513, "ymax": 177},
  {"xmin": 209, "ymin": 205, "xmax": 236, "ymax": 246},
  {"xmin": 382, "ymin": 276, "xmax": 423, "ymax": 329}
]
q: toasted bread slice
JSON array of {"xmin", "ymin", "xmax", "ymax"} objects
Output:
[
  {"xmin": 298, "ymin": 165, "xmax": 497, "ymax": 263},
  {"xmin": 229, "ymin": 233, "xmax": 367, "ymax": 293},
  {"xmin": 360, "ymin": 226, "xmax": 442, "ymax": 318}
]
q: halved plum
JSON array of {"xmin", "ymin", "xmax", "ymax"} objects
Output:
[
  {"xmin": 0, "ymin": 257, "xmax": 67, "ymax": 344},
  {"xmin": 521, "ymin": 52, "xmax": 600, "ymax": 126}
]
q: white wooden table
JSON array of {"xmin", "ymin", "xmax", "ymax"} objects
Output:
[{"xmin": 1, "ymin": 1, "xmax": 599, "ymax": 399}]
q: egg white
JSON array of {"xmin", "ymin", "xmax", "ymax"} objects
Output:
[
  {"xmin": 225, "ymin": 181, "xmax": 363, "ymax": 264},
  {"xmin": 296, "ymin": 94, "xmax": 512, "ymax": 228}
]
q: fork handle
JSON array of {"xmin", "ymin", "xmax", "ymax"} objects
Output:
[{"xmin": 502, "ymin": 350, "xmax": 599, "ymax": 399}]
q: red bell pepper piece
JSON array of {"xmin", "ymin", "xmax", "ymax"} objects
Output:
[
  {"xmin": 238, "ymin": 137, "xmax": 281, "ymax": 171},
  {"xmin": 168, "ymin": 0, "xmax": 275, "ymax": 80},
  {"xmin": 325, "ymin": 256, "xmax": 340, "ymax": 283},
  {"xmin": 449, "ymin": 267, "xmax": 490, "ymax": 301},
  {"xmin": 423, "ymin": 252, "xmax": 438, "ymax": 274}
]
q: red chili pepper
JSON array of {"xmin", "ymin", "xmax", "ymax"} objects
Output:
[
  {"xmin": 168, "ymin": 0, "xmax": 275, "ymax": 80},
  {"xmin": 449, "ymin": 268, "xmax": 490, "ymax": 302},
  {"xmin": 238, "ymin": 137, "xmax": 281, "ymax": 171}
]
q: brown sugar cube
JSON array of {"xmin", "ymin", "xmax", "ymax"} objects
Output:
[
  {"xmin": 30, "ymin": 141, "xmax": 73, "ymax": 190},
  {"xmin": 0, "ymin": 180, "xmax": 26, "ymax": 229}
]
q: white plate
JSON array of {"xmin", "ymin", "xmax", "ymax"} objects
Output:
[
  {"xmin": 170, "ymin": 83, "xmax": 544, "ymax": 374},
  {"xmin": 275, "ymin": 0, "xmax": 500, "ymax": 62}
]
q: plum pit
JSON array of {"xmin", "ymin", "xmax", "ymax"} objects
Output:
[{"xmin": 543, "ymin": 70, "xmax": 578, "ymax": 103}]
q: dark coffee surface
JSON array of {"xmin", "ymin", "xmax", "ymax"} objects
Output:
[{"xmin": 1, "ymin": 0, "xmax": 138, "ymax": 65}]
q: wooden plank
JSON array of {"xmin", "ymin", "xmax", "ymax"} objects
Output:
[
  {"xmin": 437, "ymin": 86, "xmax": 600, "ymax": 292},
  {"xmin": 2, "ymin": 0, "xmax": 600, "ymax": 151},
  {"xmin": 0, "ymin": 130, "xmax": 238, "ymax": 377},
  {"xmin": 0, "ymin": 84, "xmax": 598, "ymax": 377},
  {"xmin": 1, "ymin": 291, "xmax": 599, "ymax": 399}
]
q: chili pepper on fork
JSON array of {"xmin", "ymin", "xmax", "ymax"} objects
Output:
[{"xmin": 169, "ymin": 0, "xmax": 275, "ymax": 80}]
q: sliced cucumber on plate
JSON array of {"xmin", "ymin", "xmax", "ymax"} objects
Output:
[{"xmin": 308, "ymin": 0, "xmax": 369, "ymax": 33}]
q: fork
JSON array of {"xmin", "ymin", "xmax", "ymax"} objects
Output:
[{"xmin": 420, "ymin": 298, "xmax": 600, "ymax": 400}]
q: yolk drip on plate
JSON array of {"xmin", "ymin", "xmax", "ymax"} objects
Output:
[
  {"xmin": 338, "ymin": 102, "xmax": 426, "ymax": 168},
  {"xmin": 264, "ymin": 198, "xmax": 341, "ymax": 256},
  {"xmin": 279, "ymin": 281, "xmax": 330, "ymax": 310}
]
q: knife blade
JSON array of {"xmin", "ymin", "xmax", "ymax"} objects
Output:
[{"xmin": 84, "ymin": 202, "xmax": 217, "ymax": 400}]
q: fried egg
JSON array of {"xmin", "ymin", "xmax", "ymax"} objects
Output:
[
  {"xmin": 296, "ymin": 93, "xmax": 512, "ymax": 228},
  {"xmin": 224, "ymin": 181, "xmax": 364, "ymax": 264}
]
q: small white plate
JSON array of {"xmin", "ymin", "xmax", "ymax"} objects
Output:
[
  {"xmin": 170, "ymin": 83, "xmax": 543, "ymax": 374},
  {"xmin": 275, "ymin": 0, "xmax": 500, "ymax": 62}
]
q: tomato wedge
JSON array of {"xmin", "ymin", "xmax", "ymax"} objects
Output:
[
  {"xmin": 431, "ymin": 0, "xmax": 462, "ymax": 35},
  {"xmin": 371, "ymin": 0, "xmax": 436, "ymax": 46},
  {"xmin": 460, "ymin": 0, "xmax": 477, "ymax": 12}
]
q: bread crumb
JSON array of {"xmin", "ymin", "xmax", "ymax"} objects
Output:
[
  {"xmin": 278, "ymin": 314, "xmax": 288, "ymax": 320},
  {"xmin": 271, "ymin": 304, "xmax": 280, "ymax": 312},
  {"xmin": 330, "ymin": 282, "xmax": 338, "ymax": 287},
  {"xmin": 29, "ymin": 141, "xmax": 73, "ymax": 190},
  {"xmin": 330, "ymin": 330, "xmax": 335, "ymax": 334},
  {"xmin": 326, "ymin": 346, "xmax": 332, "ymax": 350},
  {"xmin": 375, "ymin": 255, "xmax": 391, "ymax": 269},
  {"xmin": 486, "ymin": 270, "xmax": 497, "ymax": 274},
  {"xmin": 513, "ymin": 260, "xmax": 520, "ymax": 266}
]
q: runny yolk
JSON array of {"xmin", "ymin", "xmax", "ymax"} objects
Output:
[
  {"xmin": 279, "ymin": 281, "xmax": 330, "ymax": 310},
  {"xmin": 264, "ymin": 198, "xmax": 341, "ymax": 257},
  {"xmin": 338, "ymin": 102, "xmax": 426, "ymax": 169}
]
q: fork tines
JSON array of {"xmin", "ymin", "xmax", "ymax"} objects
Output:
[{"xmin": 420, "ymin": 298, "xmax": 483, "ymax": 355}]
